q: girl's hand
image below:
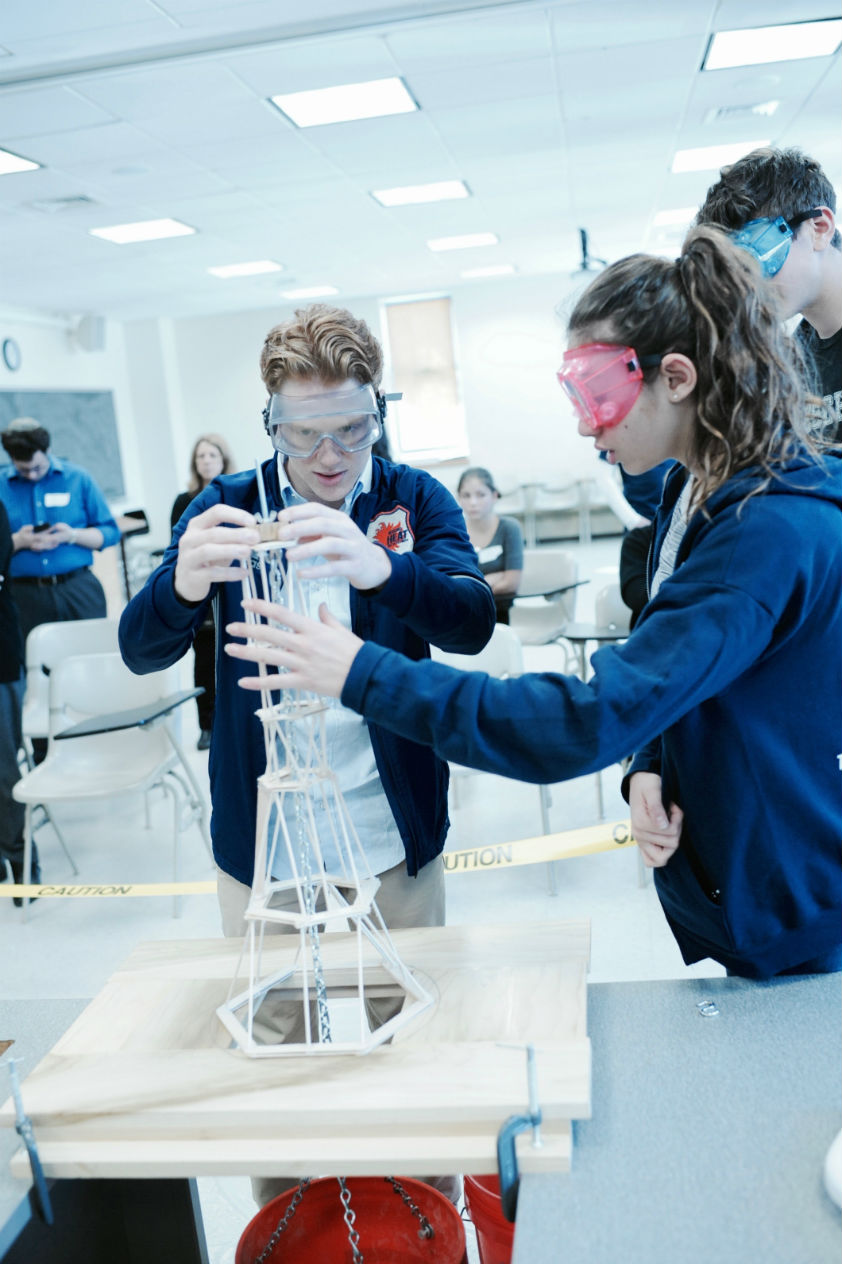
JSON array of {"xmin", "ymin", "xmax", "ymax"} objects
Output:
[{"xmin": 225, "ymin": 597, "xmax": 364, "ymax": 697}]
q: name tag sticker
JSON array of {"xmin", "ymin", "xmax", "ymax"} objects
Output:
[
  {"xmin": 478, "ymin": 544, "xmax": 503, "ymax": 564},
  {"xmin": 43, "ymin": 492, "xmax": 71, "ymax": 507}
]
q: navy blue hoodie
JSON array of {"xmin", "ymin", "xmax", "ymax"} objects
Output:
[
  {"xmin": 119, "ymin": 456, "xmax": 495, "ymax": 885},
  {"xmin": 343, "ymin": 456, "xmax": 842, "ymax": 977}
]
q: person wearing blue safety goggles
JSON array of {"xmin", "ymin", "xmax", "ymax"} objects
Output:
[
  {"xmin": 731, "ymin": 208, "xmax": 823, "ymax": 277},
  {"xmin": 696, "ymin": 146, "xmax": 841, "ymax": 445}
]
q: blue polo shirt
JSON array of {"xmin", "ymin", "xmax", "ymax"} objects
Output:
[{"xmin": 0, "ymin": 455, "xmax": 120, "ymax": 578}]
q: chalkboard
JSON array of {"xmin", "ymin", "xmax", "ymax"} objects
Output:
[{"xmin": 0, "ymin": 390, "xmax": 125, "ymax": 499}]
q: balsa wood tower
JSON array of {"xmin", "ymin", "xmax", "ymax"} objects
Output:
[{"xmin": 215, "ymin": 519, "xmax": 433, "ymax": 1057}]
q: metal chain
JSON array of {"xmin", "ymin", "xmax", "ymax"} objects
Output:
[
  {"xmin": 252, "ymin": 1177, "xmax": 312, "ymax": 1264},
  {"xmin": 385, "ymin": 1176, "xmax": 435, "ymax": 1239},
  {"xmin": 295, "ymin": 793, "xmax": 332, "ymax": 1044},
  {"xmin": 338, "ymin": 1177, "xmax": 365, "ymax": 1263}
]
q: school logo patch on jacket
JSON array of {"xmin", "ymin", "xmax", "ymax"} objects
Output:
[{"xmin": 367, "ymin": 505, "xmax": 415, "ymax": 553}]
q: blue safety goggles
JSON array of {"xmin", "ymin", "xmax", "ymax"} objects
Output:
[{"xmin": 732, "ymin": 209, "xmax": 821, "ymax": 277}]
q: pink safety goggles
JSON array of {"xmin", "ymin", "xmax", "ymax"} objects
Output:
[{"xmin": 557, "ymin": 343, "xmax": 662, "ymax": 431}]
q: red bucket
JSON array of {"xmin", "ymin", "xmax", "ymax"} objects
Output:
[
  {"xmin": 463, "ymin": 1174, "xmax": 515, "ymax": 1264},
  {"xmin": 236, "ymin": 1176, "xmax": 467, "ymax": 1263}
]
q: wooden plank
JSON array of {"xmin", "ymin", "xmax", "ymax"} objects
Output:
[
  {"xmin": 8, "ymin": 1124, "xmax": 571, "ymax": 1179},
  {"xmin": 0, "ymin": 923, "xmax": 590, "ymax": 1179},
  {"xmin": 2, "ymin": 1041, "xmax": 589, "ymax": 1133}
]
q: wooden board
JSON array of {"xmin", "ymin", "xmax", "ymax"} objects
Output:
[{"xmin": 1, "ymin": 922, "xmax": 590, "ymax": 1178}]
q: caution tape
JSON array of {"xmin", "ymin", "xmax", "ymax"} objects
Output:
[
  {"xmin": 0, "ymin": 880, "xmax": 218, "ymax": 899},
  {"xmin": 0, "ymin": 820, "xmax": 636, "ymax": 898},
  {"xmin": 443, "ymin": 818, "xmax": 635, "ymax": 872}
]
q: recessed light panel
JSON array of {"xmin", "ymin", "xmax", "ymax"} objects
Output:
[
  {"xmin": 208, "ymin": 261, "xmax": 283, "ymax": 278},
  {"xmin": 270, "ymin": 77, "xmax": 417, "ymax": 127},
  {"xmin": 671, "ymin": 140, "xmax": 770, "ymax": 174},
  {"xmin": 90, "ymin": 218, "xmax": 195, "ymax": 244},
  {"xmin": 427, "ymin": 233, "xmax": 499, "ymax": 252},
  {"xmin": 280, "ymin": 286, "xmax": 339, "ymax": 300},
  {"xmin": 0, "ymin": 147, "xmax": 40, "ymax": 175},
  {"xmin": 460, "ymin": 264, "xmax": 516, "ymax": 278},
  {"xmin": 372, "ymin": 180, "xmax": 469, "ymax": 207},
  {"xmin": 704, "ymin": 18, "xmax": 842, "ymax": 70}
]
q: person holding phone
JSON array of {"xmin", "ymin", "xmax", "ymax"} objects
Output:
[{"xmin": 0, "ymin": 418, "xmax": 120, "ymax": 759}]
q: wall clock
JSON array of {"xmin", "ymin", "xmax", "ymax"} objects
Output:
[{"xmin": 2, "ymin": 338, "xmax": 21, "ymax": 371}]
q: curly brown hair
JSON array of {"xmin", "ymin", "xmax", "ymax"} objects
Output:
[
  {"xmin": 260, "ymin": 304, "xmax": 384, "ymax": 394},
  {"xmin": 568, "ymin": 226, "xmax": 823, "ymax": 511}
]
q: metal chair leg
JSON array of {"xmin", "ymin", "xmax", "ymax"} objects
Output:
[
  {"xmin": 36, "ymin": 804, "xmax": 78, "ymax": 875},
  {"xmin": 22, "ymin": 804, "xmax": 33, "ymax": 921},
  {"xmin": 165, "ymin": 723, "xmax": 212, "ymax": 854}
]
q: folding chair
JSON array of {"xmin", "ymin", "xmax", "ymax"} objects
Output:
[
  {"xmin": 13, "ymin": 651, "xmax": 212, "ymax": 918},
  {"xmin": 22, "ymin": 617, "xmax": 121, "ymax": 760},
  {"xmin": 509, "ymin": 548, "xmax": 583, "ymax": 671}
]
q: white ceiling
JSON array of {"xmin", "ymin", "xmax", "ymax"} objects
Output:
[{"xmin": 0, "ymin": 0, "xmax": 839, "ymax": 321}]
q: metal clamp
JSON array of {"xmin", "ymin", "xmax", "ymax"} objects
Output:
[
  {"xmin": 496, "ymin": 1043, "xmax": 543, "ymax": 1222},
  {"xmin": 2, "ymin": 1056, "xmax": 53, "ymax": 1225}
]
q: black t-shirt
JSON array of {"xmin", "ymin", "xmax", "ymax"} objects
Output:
[
  {"xmin": 796, "ymin": 319, "xmax": 842, "ymax": 444},
  {"xmin": 0, "ymin": 501, "xmax": 24, "ymax": 682}
]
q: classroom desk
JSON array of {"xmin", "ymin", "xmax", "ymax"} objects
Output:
[
  {"xmin": 557, "ymin": 620, "xmax": 627, "ymax": 679},
  {"xmin": 513, "ymin": 974, "xmax": 842, "ymax": 1264}
]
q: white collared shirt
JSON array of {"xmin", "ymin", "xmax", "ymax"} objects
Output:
[{"xmin": 269, "ymin": 455, "xmax": 404, "ymax": 881}]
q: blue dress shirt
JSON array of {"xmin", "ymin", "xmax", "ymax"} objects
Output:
[{"xmin": 0, "ymin": 455, "xmax": 120, "ymax": 578}]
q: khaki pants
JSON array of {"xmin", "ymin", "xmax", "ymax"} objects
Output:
[{"xmin": 217, "ymin": 856, "xmax": 460, "ymax": 1207}]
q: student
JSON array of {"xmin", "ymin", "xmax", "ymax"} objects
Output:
[
  {"xmin": 226, "ymin": 232, "xmax": 842, "ymax": 981},
  {"xmin": 457, "ymin": 466, "xmax": 523, "ymax": 623},
  {"xmin": 0, "ymin": 418, "xmax": 119, "ymax": 646},
  {"xmin": 696, "ymin": 146, "xmax": 841, "ymax": 442},
  {"xmin": 1, "ymin": 418, "xmax": 120, "ymax": 763},
  {"xmin": 170, "ymin": 434, "xmax": 236, "ymax": 750},
  {"xmin": 120, "ymin": 303, "xmax": 494, "ymax": 943}
]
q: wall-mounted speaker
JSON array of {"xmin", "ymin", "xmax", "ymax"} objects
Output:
[{"xmin": 74, "ymin": 315, "xmax": 106, "ymax": 352}]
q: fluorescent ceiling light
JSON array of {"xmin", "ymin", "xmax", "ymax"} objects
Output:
[
  {"xmin": 671, "ymin": 140, "xmax": 770, "ymax": 174},
  {"xmin": 372, "ymin": 180, "xmax": 469, "ymax": 207},
  {"xmin": 652, "ymin": 207, "xmax": 697, "ymax": 228},
  {"xmin": 208, "ymin": 261, "xmax": 282, "ymax": 278},
  {"xmin": 280, "ymin": 286, "xmax": 339, "ymax": 300},
  {"xmin": 0, "ymin": 147, "xmax": 40, "ymax": 175},
  {"xmin": 428, "ymin": 232, "xmax": 499, "ymax": 252},
  {"xmin": 90, "ymin": 218, "xmax": 195, "ymax": 244},
  {"xmin": 270, "ymin": 77, "xmax": 416, "ymax": 127},
  {"xmin": 460, "ymin": 264, "xmax": 516, "ymax": 278},
  {"xmin": 704, "ymin": 18, "xmax": 842, "ymax": 69}
]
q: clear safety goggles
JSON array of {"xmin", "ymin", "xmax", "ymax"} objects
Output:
[
  {"xmin": 262, "ymin": 383, "xmax": 400, "ymax": 458},
  {"xmin": 731, "ymin": 209, "xmax": 821, "ymax": 277},
  {"xmin": 557, "ymin": 343, "xmax": 663, "ymax": 432}
]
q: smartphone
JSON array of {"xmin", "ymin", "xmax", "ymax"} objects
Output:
[{"xmin": 33, "ymin": 522, "xmax": 51, "ymax": 533}]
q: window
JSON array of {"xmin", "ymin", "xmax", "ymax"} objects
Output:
[{"xmin": 382, "ymin": 296, "xmax": 468, "ymax": 462}]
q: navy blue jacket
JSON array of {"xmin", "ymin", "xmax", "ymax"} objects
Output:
[
  {"xmin": 342, "ymin": 456, "xmax": 842, "ymax": 977},
  {"xmin": 119, "ymin": 457, "xmax": 495, "ymax": 884}
]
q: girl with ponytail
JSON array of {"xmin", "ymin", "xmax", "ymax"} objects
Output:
[{"xmin": 227, "ymin": 229, "xmax": 842, "ymax": 980}]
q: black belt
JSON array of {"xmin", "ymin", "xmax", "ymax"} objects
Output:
[{"xmin": 13, "ymin": 569, "xmax": 87, "ymax": 588}]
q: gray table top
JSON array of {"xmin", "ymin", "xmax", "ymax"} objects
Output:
[{"xmin": 513, "ymin": 974, "xmax": 842, "ymax": 1264}]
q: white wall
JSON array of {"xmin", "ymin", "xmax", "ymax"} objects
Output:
[
  {"xmin": 449, "ymin": 272, "xmax": 595, "ymax": 497},
  {"xmin": 0, "ymin": 313, "xmax": 144, "ymax": 512}
]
